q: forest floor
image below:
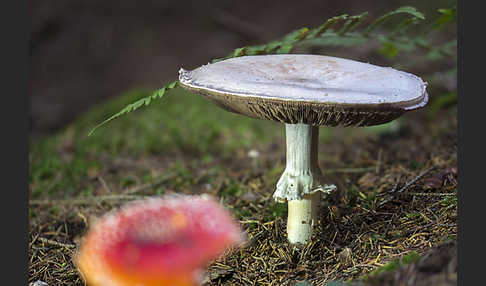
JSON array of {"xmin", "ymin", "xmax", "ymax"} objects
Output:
[
  {"xmin": 29, "ymin": 2, "xmax": 457, "ymax": 285},
  {"xmin": 29, "ymin": 82, "xmax": 457, "ymax": 285}
]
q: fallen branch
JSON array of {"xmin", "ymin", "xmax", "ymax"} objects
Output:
[
  {"xmin": 324, "ymin": 166, "xmax": 377, "ymax": 174},
  {"xmin": 407, "ymin": 192, "xmax": 456, "ymax": 197},
  {"xmin": 97, "ymin": 176, "xmax": 112, "ymax": 193},
  {"xmin": 378, "ymin": 167, "xmax": 436, "ymax": 207},
  {"xmin": 122, "ymin": 173, "xmax": 174, "ymax": 194},
  {"xmin": 36, "ymin": 237, "xmax": 76, "ymax": 249},
  {"xmin": 390, "ymin": 166, "xmax": 435, "ymax": 193},
  {"xmin": 29, "ymin": 194, "xmax": 148, "ymax": 206}
]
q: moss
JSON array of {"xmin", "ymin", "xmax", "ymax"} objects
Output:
[
  {"xmin": 441, "ymin": 194, "xmax": 457, "ymax": 208},
  {"xmin": 30, "ymin": 87, "xmax": 283, "ymax": 198},
  {"xmin": 364, "ymin": 251, "xmax": 420, "ymax": 280},
  {"xmin": 268, "ymin": 203, "xmax": 288, "ymax": 220},
  {"xmin": 220, "ymin": 180, "xmax": 247, "ymax": 197}
]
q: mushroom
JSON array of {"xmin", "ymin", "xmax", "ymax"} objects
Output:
[
  {"xmin": 178, "ymin": 54, "xmax": 428, "ymax": 245},
  {"xmin": 75, "ymin": 195, "xmax": 243, "ymax": 286}
]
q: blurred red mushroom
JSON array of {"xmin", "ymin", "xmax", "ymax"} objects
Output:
[{"xmin": 75, "ymin": 195, "xmax": 243, "ymax": 286}]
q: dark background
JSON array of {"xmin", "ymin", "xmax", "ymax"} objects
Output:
[{"xmin": 30, "ymin": 0, "xmax": 448, "ymax": 139}]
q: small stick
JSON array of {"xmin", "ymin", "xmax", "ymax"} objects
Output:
[
  {"xmin": 29, "ymin": 194, "xmax": 147, "ymax": 206},
  {"xmin": 388, "ymin": 178, "xmax": 401, "ymax": 193},
  {"xmin": 97, "ymin": 176, "xmax": 112, "ymax": 193},
  {"xmin": 37, "ymin": 237, "xmax": 76, "ymax": 249},
  {"xmin": 122, "ymin": 173, "xmax": 174, "ymax": 194},
  {"xmin": 376, "ymin": 149, "xmax": 383, "ymax": 174},
  {"xmin": 324, "ymin": 166, "xmax": 376, "ymax": 174},
  {"xmin": 396, "ymin": 166, "xmax": 435, "ymax": 193},
  {"xmin": 379, "ymin": 168, "xmax": 436, "ymax": 207},
  {"xmin": 408, "ymin": 192, "xmax": 456, "ymax": 197},
  {"xmin": 243, "ymin": 231, "xmax": 266, "ymax": 248},
  {"xmin": 29, "ymin": 233, "xmax": 40, "ymax": 248}
]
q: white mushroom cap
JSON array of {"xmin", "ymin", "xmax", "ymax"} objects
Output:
[{"xmin": 179, "ymin": 54, "xmax": 428, "ymax": 126}]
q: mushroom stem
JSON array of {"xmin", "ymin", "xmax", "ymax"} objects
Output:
[
  {"xmin": 287, "ymin": 192, "xmax": 321, "ymax": 244},
  {"xmin": 274, "ymin": 123, "xmax": 336, "ymax": 244}
]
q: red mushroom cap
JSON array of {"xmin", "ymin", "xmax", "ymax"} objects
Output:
[{"xmin": 76, "ymin": 195, "xmax": 243, "ymax": 286}]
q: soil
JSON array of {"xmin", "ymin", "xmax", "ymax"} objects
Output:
[
  {"xmin": 366, "ymin": 240, "xmax": 457, "ymax": 286},
  {"xmin": 28, "ymin": 108, "xmax": 458, "ymax": 285}
]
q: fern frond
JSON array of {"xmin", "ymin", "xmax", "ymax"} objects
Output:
[
  {"xmin": 433, "ymin": 6, "xmax": 457, "ymax": 30},
  {"xmin": 364, "ymin": 6, "xmax": 425, "ymax": 35},
  {"xmin": 88, "ymin": 81, "xmax": 178, "ymax": 136},
  {"xmin": 215, "ymin": 6, "xmax": 427, "ymax": 61},
  {"xmin": 337, "ymin": 12, "xmax": 369, "ymax": 35}
]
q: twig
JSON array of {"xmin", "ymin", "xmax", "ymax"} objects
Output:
[
  {"xmin": 29, "ymin": 194, "xmax": 148, "ymax": 206},
  {"xmin": 376, "ymin": 149, "xmax": 383, "ymax": 174},
  {"xmin": 408, "ymin": 192, "xmax": 456, "ymax": 197},
  {"xmin": 244, "ymin": 231, "xmax": 266, "ymax": 248},
  {"xmin": 37, "ymin": 237, "xmax": 76, "ymax": 249},
  {"xmin": 379, "ymin": 176, "xmax": 401, "ymax": 196},
  {"xmin": 29, "ymin": 233, "xmax": 40, "ymax": 248},
  {"xmin": 379, "ymin": 168, "xmax": 435, "ymax": 207},
  {"xmin": 396, "ymin": 166, "xmax": 435, "ymax": 193},
  {"xmin": 390, "ymin": 179, "xmax": 400, "ymax": 193},
  {"xmin": 386, "ymin": 166, "xmax": 434, "ymax": 194},
  {"xmin": 122, "ymin": 173, "xmax": 174, "ymax": 195},
  {"xmin": 324, "ymin": 166, "xmax": 376, "ymax": 174},
  {"xmin": 97, "ymin": 176, "xmax": 112, "ymax": 193}
]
